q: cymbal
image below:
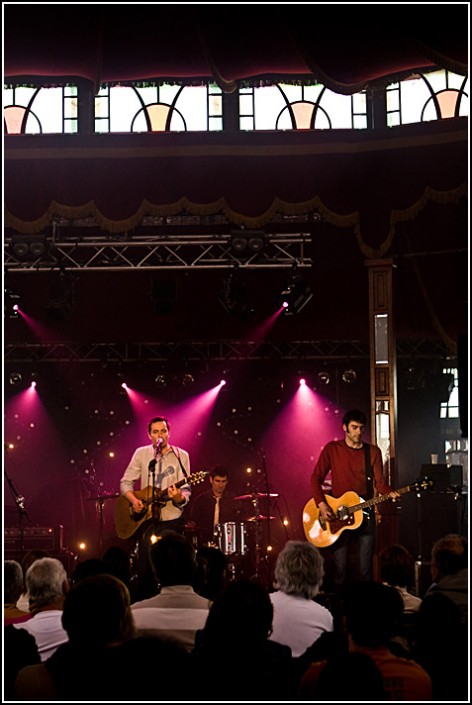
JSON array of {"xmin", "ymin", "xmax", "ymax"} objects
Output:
[
  {"xmin": 89, "ymin": 492, "xmax": 120, "ymax": 501},
  {"xmin": 234, "ymin": 492, "xmax": 279, "ymax": 500},
  {"xmin": 246, "ymin": 515, "xmax": 276, "ymax": 522}
]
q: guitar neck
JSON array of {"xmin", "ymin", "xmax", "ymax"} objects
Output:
[{"xmin": 349, "ymin": 484, "xmax": 412, "ymax": 514}]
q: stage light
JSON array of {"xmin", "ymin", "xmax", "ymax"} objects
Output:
[
  {"xmin": 230, "ymin": 230, "xmax": 266, "ymax": 254},
  {"xmin": 342, "ymin": 368, "xmax": 357, "ymax": 384},
  {"xmin": 10, "ymin": 236, "xmax": 48, "ymax": 260},
  {"xmin": 317, "ymin": 370, "xmax": 331, "ymax": 385},
  {"xmin": 155, "ymin": 374, "xmax": 167, "ymax": 387},
  {"xmin": 279, "ymin": 263, "xmax": 313, "ymax": 315},
  {"xmin": 182, "ymin": 373, "xmax": 195, "ymax": 386},
  {"xmin": 4, "ymin": 289, "xmax": 21, "ymax": 318},
  {"xmin": 9, "ymin": 372, "xmax": 23, "ymax": 386}
]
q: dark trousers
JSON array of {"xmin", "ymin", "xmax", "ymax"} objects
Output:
[
  {"xmin": 327, "ymin": 511, "xmax": 376, "ymax": 593},
  {"xmin": 134, "ymin": 517, "xmax": 185, "ymax": 600}
]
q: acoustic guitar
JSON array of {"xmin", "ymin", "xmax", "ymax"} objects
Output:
[
  {"xmin": 114, "ymin": 470, "xmax": 208, "ymax": 539},
  {"xmin": 303, "ymin": 477, "xmax": 433, "ymax": 548}
]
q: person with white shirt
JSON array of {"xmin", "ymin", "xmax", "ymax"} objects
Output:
[
  {"xmin": 14, "ymin": 557, "xmax": 69, "ymax": 661},
  {"xmin": 269, "ymin": 540, "xmax": 333, "ymax": 657}
]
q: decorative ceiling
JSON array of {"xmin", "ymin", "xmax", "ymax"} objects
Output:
[{"xmin": 3, "ymin": 4, "xmax": 469, "ymax": 355}]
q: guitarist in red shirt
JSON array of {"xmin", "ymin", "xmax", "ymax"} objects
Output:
[{"xmin": 310, "ymin": 409, "xmax": 399, "ymax": 594}]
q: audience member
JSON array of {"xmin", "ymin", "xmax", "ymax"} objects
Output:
[
  {"xmin": 411, "ymin": 591, "xmax": 468, "ymax": 701},
  {"xmin": 104, "ymin": 635, "xmax": 192, "ymax": 701},
  {"xmin": 131, "ymin": 530, "xmax": 211, "ymax": 651},
  {"xmin": 379, "ymin": 544, "xmax": 422, "ymax": 611},
  {"xmin": 191, "ymin": 579, "xmax": 295, "ymax": 700},
  {"xmin": 15, "ymin": 549, "xmax": 51, "ymax": 612},
  {"xmin": 298, "ymin": 581, "xmax": 432, "ymax": 701},
  {"xmin": 425, "ymin": 533, "xmax": 468, "ymax": 625},
  {"xmin": 71, "ymin": 557, "xmax": 106, "ymax": 584},
  {"xmin": 13, "ymin": 557, "xmax": 69, "ymax": 661},
  {"xmin": 4, "ymin": 624, "xmax": 41, "ymax": 700},
  {"xmin": 193, "ymin": 545, "xmax": 228, "ymax": 601},
  {"xmin": 4, "ymin": 560, "xmax": 31, "ymax": 625},
  {"xmin": 268, "ymin": 540, "xmax": 333, "ymax": 657},
  {"xmin": 13, "ymin": 573, "xmax": 136, "ymax": 701},
  {"xmin": 102, "ymin": 544, "xmax": 132, "ymax": 586},
  {"xmin": 305, "ymin": 651, "xmax": 388, "ymax": 701}
]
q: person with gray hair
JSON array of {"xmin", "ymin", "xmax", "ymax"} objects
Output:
[
  {"xmin": 268, "ymin": 540, "xmax": 333, "ymax": 657},
  {"xmin": 13, "ymin": 557, "xmax": 69, "ymax": 660},
  {"xmin": 4, "ymin": 560, "xmax": 30, "ymax": 624}
]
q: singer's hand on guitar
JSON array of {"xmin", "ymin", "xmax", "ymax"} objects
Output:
[
  {"xmin": 132, "ymin": 498, "xmax": 145, "ymax": 513},
  {"xmin": 168, "ymin": 484, "xmax": 183, "ymax": 503}
]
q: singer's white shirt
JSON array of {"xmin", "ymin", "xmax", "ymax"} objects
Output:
[{"xmin": 120, "ymin": 444, "xmax": 191, "ymax": 520}]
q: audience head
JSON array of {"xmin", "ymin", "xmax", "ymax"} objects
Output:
[
  {"xmin": 4, "ymin": 560, "xmax": 24, "ymax": 603},
  {"xmin": 194, "ymin": 545, "xmax": 227, "ymax": 600},
  {"xmin": 202, "ymin": 579, "xmax": 273, "ymax": 645},
  {"xmin": 102, "ymin": 545, "xmax": 132, "ymax": 585},
  {"xmin": 62, "ymin": 573, "xmax": 135, "ymax": 646},
  {"xmin": 26, "ymin": 557, "xmax": 68, "ymax": 612},
  {"xmin": 314, "ymin": 651, "xmax": 387, "ymax": 701},
  {"xmin": 20, "ymin": 549, "xmax": 51, "ymax": 588},
  {"xmin": 431, "ymin": 533, "xmax": 467, "ymax": 580},
  {"xmin": 72, "ymin": 557, "xmax": 107, "ymax": 584},
  {"xmin": 379, "ymin": 544, "xmax": 415, "ymax": 588},
  {"xmin": 343, "ymin": 581, "xmax": 403, "ymax": 648},
  {"xmin": 273, "ymin": 540, "xmax": 324, "ymax": 599},
  {"xmin": 150, "ymin": 530, "xmax": 196, "ymax": 586}
]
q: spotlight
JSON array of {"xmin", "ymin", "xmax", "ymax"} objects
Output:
[
  {"xmin": 155, "ymin": 374, "xmax": 167, "ymax": 387},
  {"xmin": 342, "ymin": 369, "xmax": 357, "ymax": 384},
  {"xmin": 4, "ymin": 289, "xmax": 21, "ymax": 318},
  {"xmin": 10, "ymin": 236, "xmax": 48, "ymax": 261},
  {"xmin": 230, "ymin": 230, "xmax": 266, "ymax": 254},
  {"xmin": 280, "ymin": 265, "xmax": 313, "ymax": 315},
  {"xmin": 317, "ymin": 371, "xmax": 331, "ymax": 385},
  {"xmin": 182, "ymin": 373, "xmax": 195, "ymax": 386},
  {"xmin": 9, "ymin": 372, "xmax": 23, "ymax": 386}
]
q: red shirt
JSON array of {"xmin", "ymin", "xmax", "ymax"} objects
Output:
[{"xmin": 311, "ymin": 440, "xmax": 392, "ymax": 505}]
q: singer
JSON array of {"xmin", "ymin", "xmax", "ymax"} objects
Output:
[{"xmin": 119, "ymin": 415, "xmax": 191, "ymax": 600}]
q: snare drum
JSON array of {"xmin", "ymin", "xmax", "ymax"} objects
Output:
[{"xmin": 214, "ymin": 522, "xmax": 247, "ymax": 555}]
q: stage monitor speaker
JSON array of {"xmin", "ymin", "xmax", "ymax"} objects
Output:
[{"xmin": 421, "ymin": 464, "xmax": 463, "ymax": 492}]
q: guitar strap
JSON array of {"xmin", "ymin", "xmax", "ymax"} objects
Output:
[
  {"xmin": 363, "ymin": 442, "xmax": 374, "ymax": 509},
  {"xmin": 171, "ymin": 446, "xmax": 188, "ymax": 478}
]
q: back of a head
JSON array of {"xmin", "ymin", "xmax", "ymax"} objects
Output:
[
  {"xmin": 102, "ymin": 545, "xmax": 132, "ymax": 584},
  {"xmin": 432, "ymin": 533, "xmax": 468, "ymax": 577},
  {"xmin": 62, "ymin": 573, "xmax": 135, "ymax": 646},
  {"xmin": 21, "ymin": 549, "xmax": 50, "ymax": 588},
  {"xmin": 150, "ymin": 530, "xmax": 196, "ymax": 586},
  {"xmin": 274, "ymin": 540, "xmax": 324, "ymax": 599},
  {"xmin": 379, "ymin": 544, "xmax": 415, "ymax": 588},
  {"xmin": 203, "ymin": 579, "xmax": 273, "ymax": 646},
  {"xmin": 72, "ymin": 557, "xmax": 106, "ymax": 584},
  {"xmin": 315, "ymin": 651, "xmax": 387, "ymax": 701},
  {"xmin": 26, "ymin": 557, "xmax": 68, "ymax": 612},
  {"xmin": 4, "ymin": 560, "xmax": 24, "ymax": 603},
  {"xmin": 343, "ymin": 581, "xmax": 403, "ymax": 648}
]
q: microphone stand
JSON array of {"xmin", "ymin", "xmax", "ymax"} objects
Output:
[{"xmin": 4, "ymin": 467, "xmax": 33, "ymax": 559}]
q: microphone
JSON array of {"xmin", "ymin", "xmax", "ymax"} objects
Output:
[{"xmin": 154, "ymin": 438, "xmax": 163, "ymax": 456}]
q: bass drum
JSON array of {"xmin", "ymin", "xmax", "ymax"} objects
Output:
[{"xmin": 214, "ymin": 522, "xmax": 248, "ymax": 556}]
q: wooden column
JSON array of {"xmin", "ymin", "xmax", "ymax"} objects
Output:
[
  {"xmin": 366, "ymin": 259, "xmax": 399, "ymax": 555},
  {"xmin": 366, "ymin": 259, "xmax": 397, "ymax": 482}
]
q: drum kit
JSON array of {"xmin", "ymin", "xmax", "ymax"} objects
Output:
[{"xmin": 212, "ymin": 491, "xmax": 279, "ymax": 580}]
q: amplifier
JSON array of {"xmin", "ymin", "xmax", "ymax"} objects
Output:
[{"xmin": 4, "ymin": 525, "xmax": 63, "ymax": 552}]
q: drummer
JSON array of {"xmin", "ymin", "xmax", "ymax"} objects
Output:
[{"xmin": 187, "ymin": 465, "xmax": 242, "ymax": 547}]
